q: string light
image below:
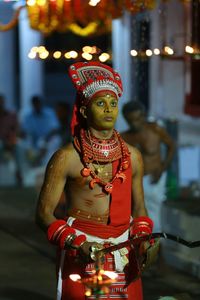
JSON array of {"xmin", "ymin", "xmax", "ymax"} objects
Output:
[
  {"xmin": 28, "ymin": 43, "xmax": 200, "ymax": 61},
  {"xmin": 53, "ymin": 51, "xmax": 62, "ymax": 59},
  {"xmin": 82, "ymin": 52, "xmax": 93, "ymax": 60},
  {"xmin": 130, "ymin": 46, "xmax": 176, "ymax": 58},
  {"xmin": 28, "ymin": 45, "xmax": 111, "ymax": 62},
  {"xmin": 38, "ymin": 50, "xmax": 49, "ymax": 59},
  {"xmin": 164, "ymin": 46, "xmax": 174, "ymax": 55},
  {"xmin": 146, "ymin": 49, "xmax": 153, "ymax": 56},
  {"xmin": 130, "ymin": 49, "xmax": 138, "ymax": 56},
  {"xmin": 185, "ymin": 45, "xmax": 194, "ymax": 54},
  {"xmin": 153, "ymin": 48, "xmax": 160, "ymax": 55},
  {"xmin": 99, "ymin": 52, "xmax": 110, "ymax": 62},
  {"xmin": 88, "ymin": 0, "xmax": 101, "ymax": 6},
  {"xmin": 82, "ymin": 46, "xmax": 93, "ymax": 53}
]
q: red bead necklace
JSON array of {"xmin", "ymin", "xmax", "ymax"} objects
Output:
[{"xmin": 74, "ymin": 129, "xmax": 130, "ymax": 194}]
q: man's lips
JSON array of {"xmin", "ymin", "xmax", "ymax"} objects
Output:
[{"xmin": 104, "ymin": 116, "xmax": 113, "ymax": 121}]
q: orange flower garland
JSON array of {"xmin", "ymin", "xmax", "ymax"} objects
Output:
[{"xmin": 0, "ymin": 0, "xmax": 160, "ymax": 35}]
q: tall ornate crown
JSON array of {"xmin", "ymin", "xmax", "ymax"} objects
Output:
[{"xmin": 68, "ymin": 61, "xmax": 123, "ymax": 102}]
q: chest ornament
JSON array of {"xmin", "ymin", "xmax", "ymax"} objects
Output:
[{"xmin": 74, "ymin": 129, "xmax": 130, "ymax": 194}]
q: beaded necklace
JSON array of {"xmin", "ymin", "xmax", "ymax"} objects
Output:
[{"xmin": 74, "ymin": 129, "xmax": 130, "ymax": 194}]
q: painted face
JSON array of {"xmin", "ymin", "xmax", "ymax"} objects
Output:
[
  {"xmin": 86, "ymin": 92, "xmax": 119, "ymax": 131},
  {"xmin": 125, "ymin": 110, "xmax": 145, "ymax": 131}
]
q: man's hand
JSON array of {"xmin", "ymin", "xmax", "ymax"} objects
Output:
[
  {"xmin": 139, "ymin": 239, "xmax": 160, "ymax": 270},
  {"xmin": 151, "ymin": 167, "xmax": 163, "ymax": 183},
  {"xmin": 79, "ymin": 241, "xmax": 104, "ymax": 262}
]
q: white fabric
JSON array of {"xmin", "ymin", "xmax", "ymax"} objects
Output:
[
  {"xmin": 66, "ymin": 217, "xmax": 129, "ymax": 272},
  {"xmin": 143, "ymin": 173, "xmax": 167, "ymax": 232},
  {"xmin": 57, "ymin": 250, "xmax": 66, "ymax": 300}
]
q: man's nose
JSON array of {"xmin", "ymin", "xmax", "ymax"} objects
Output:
[{"xmin": 105, "ymin": 103, "xmax": 112, "ymax": 112}]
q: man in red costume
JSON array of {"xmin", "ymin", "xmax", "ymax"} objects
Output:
[{"xmin": 36, "ymin": 61, "xmax": 155, "ymax": 300}]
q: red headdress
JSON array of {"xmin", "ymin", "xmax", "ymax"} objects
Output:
[{"xmin": 68, "ymin": 61, "xmax": 123, "ymax": 136}]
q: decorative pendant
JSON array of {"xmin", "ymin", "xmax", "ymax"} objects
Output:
[
  {"xmin": 76, "ymin": 129, "xmax": 131, "ymax": 195},
  {"xmin": 116, "ymin": 172, "xmax": 126, "ymax": 182},
  {"xmin": 103, "ymin": 150, "xmax": 109, "ymax": 157},
  {"xmin": 81, "ymin": 168, "xmax": 91, "ymax": 177},
  {"xmin": 89, "ymin": 178, "xmax": 101, "ymax": 189},
  {"xmin": 122, "ymin": 160, "xmax": 129, "ymax": 170},
  {"xmin": 104, "ymin": 183, "xmax": 113, "ymax": 194}
]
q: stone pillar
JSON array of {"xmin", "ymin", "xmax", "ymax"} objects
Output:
[
  {"xmin": 18, "ymin": 7, "xmax": 44, "ymax": 115},
  {"xmin": 0, "ymin": 3, "xmax": 16, "ymax": 110},
  {"xmin": 149, "ymin": 0, "xmax": 185, "ymax": 119},
  {"xmin": 112, "ymin": 12, "xmax": 131, "ymax": 132}
]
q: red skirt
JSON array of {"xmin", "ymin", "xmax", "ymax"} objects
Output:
[{"xmin": 56, "ymin": 249, "xmax": 143, "ymax": 300}]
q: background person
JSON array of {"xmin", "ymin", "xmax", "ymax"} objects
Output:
[
  {"xmin": 0, "ymin": 94, "xmax": 23, "ymax": 185},
  {"xmin": 121, "ymin": 100, "xmax": 175, "ymax": 233},
  {"xmin": 21, "ymin": 95, "xmax": 61, "ymax": 167}
]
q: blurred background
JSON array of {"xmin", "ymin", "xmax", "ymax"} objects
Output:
[{"xmin": 0, "ymin": 0, "xmax": 200, "ymax": 299}]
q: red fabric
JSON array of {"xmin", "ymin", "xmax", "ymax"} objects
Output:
[
  {"xmin": 109, "ymin": 158, "xmax": 132, "ymax": 226},
  {"xmin": 56, "ymin": 157, "xmax": 143, "ymax": 299},
  {"xmin": 70, "ymin": 94, "xmax": 87, "ymax": 137},
  {"xmin": 130, "ymin": 216, "xmax": 154, "ymax": 237},
  {"xmin": 71, "ymin": 218, "xmax": 129, "ymax": 239},
  {"xmin": 58, "ymin": 247, "xmax": 143, "ymax": 300}
]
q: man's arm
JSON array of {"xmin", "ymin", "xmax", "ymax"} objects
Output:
[
  {"xmin": 156, "ymin": 124, "xmax": 175, "ymax": 172},
  {"xmin": 130, "ymin": 146, "xmax": 148, "ymax": 217},
  {"xmin": 35, "ymin": 148, "xmax": 68, "ymax": 231}
]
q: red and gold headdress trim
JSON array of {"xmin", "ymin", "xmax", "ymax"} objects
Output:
[{"xmin": 68, "ymin": 61, "xmax": 123, "ymax": 104}]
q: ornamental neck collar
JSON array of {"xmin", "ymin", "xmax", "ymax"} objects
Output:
[
  {"xmin": 83, "ymin": 129, "xmax": 122, "ymax": 163},
  {"xmin": 73, "ymin": 129, "xmax": 130, "ymax": 194}
]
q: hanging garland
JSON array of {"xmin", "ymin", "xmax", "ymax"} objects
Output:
[
  {"xmin": 0, "ymin": 0, "xmax": 192, "ymax": 35},
  {"xmin": 68, "ymin": 22, "xmax": 99, "ymax": 37}
]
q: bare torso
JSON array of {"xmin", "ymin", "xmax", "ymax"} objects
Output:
[
  {"xmin": 65, "ymin": 145, "xmax": 111, "ymax": 223},
  {"xmin": 122, "ymin": 123, "xmax": 163, "ymax": 175},
  {"xmin": 37, "ymin": 136, "xmax": 146, "ymax": 229}
]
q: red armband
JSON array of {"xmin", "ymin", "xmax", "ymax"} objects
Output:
[{"xmin": 130, "ymin": 216, "xmax": 154, "ymax": 238}]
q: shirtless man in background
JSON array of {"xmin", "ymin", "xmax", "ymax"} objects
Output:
[
  {"xmin": 121, "ymin": 101, "xmax": 175, "ymax": 232},
  {"xmin": 35, "ymin": 62, "xmax": 156, "ymax": 300}
]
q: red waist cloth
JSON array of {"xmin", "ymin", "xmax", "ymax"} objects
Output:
[{"xmin": 71, "ymin": 218, "xmax": 130, "ymax": 239}]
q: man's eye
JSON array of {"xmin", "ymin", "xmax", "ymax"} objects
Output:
[
  {"xmin": 96, "ymin": 101, "xmax": 104, "ymax": 106},
  {"xmin": 111, "ymin": 101, "xmax": 118, "ymax": 107}
]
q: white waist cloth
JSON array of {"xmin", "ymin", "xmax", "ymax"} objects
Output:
[
  {"xmin": 143, "ymin": 172, "xmax": 167, "ymax": 232},
  {"xmin": 66, "ymin": 216, "xmax": 129, "ymax": 272}
]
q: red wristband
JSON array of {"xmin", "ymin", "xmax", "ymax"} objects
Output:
[
  {"xmin": 71, "ymin": 234, "xmax": 87, "ymax": 249},
  {"xmin": 47, "ymin": 219, "xmax": 76, "ymax": 247},
  {"xmin": 130, "ymin": 216, "xmax": 154, "ymax": 237},
  {"xmin": 47, "ymin": 219, "xmax": 66, "ymax": 243}
]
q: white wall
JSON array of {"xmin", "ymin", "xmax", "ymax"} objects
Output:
[
  {"xmin": 112, "ymin": 12, "xmax": 131, "ymax": 132},
  {"xmin": 0, "ymin": 3, "xmax": 16, "ymax": 110},
  {"xmin": 149, "ymin": 0, "xmax": 185, "ymax": 119},
  {"xmin": 149, "ymin": 0, "xmax": 200, "ymax": 146}
]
